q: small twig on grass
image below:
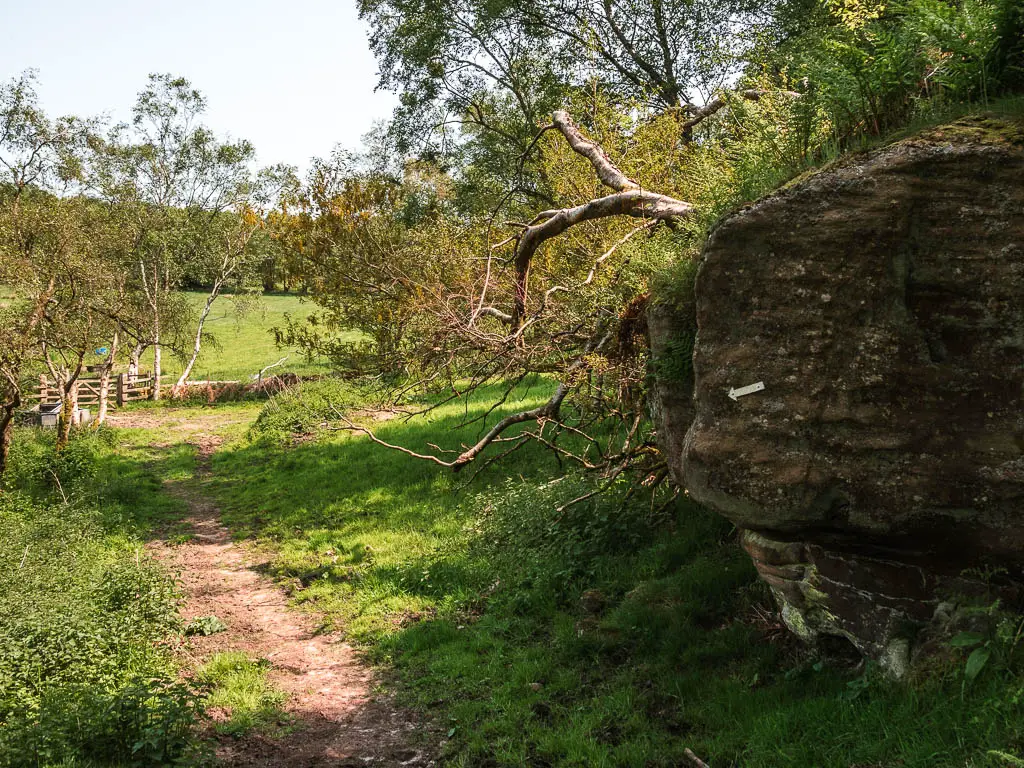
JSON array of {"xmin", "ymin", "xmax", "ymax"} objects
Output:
[
  {"xmin": 48, "ymin": 469, "xmax": 67, "ymax": 504},
  {"xmin": 330, "ymin": 407, "xmax": 458, "ymax": 467},
  {"xmin": 684, "ymin": 748, "xmax": 711, "ymax": 768},
  {"xmin": 253, "ymin": 356, "xmax": 289, "ymax": 385},
  {"xmin": 19, "ymin": 546, "xmax": 28, "ymax": 569}
]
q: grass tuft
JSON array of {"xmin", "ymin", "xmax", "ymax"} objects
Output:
[{"xmin": 197, "ymin": 651, "xmax": 288, "ymax": 736}]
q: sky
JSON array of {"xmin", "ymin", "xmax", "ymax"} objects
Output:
[{"xmin": 0, "ymin": 0, "xmax": 398, "ymax": 174}]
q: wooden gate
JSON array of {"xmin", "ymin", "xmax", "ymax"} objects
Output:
[
  {"xmin": 115, "ymin": 373, "xmax": 155, "ymax": 405},
  {"xmin": 32, "ymin": 372, "xmax": 156, "ymax": 409}
]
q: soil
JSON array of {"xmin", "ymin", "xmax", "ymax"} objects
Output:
[{"xmin": 110, "ymin": 408, "xmax": 434, "ymax": 767}]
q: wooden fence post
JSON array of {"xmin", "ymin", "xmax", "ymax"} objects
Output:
[
  {"xmin": 39, "ymin": 374, "xmax": 48, "ymax": 403},
  {"xmin": 116, "ymin": 373, "xmax": 126, "ymax": 407}
]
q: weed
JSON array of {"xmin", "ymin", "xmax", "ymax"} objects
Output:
[{"xmin": 186, "ymin": 616, "xmax": 228, "ymax": 637}]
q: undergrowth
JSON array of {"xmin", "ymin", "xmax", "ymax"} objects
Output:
[{"xmin": 0, "ymin": 429, "xmax": 202, "ymax": 767}]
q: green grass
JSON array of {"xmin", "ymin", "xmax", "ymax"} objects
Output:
[
  {"xmin": 189, "ymin": 380, "xmax": 1024, "ymax": 767},
  {"xmin": 134, "ymin": 291, "xmax": 358, "ymax": 382},
  {"xmin": 197, "ymin": 651, "xmax": 288, "ymax": 736},
  {"xmin": 14, "ymin": 377, "xmax": 1023, "ymax": 766}
]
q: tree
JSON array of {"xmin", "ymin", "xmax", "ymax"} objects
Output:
[
  {"xmin": 171, "ymin": 165, "xmax": 293, "ymax": 395},
  {"xmin": 91, "ymin": 74, "xmax": 262, "ymax": 399},
  {"xmin": 0, "ymin": 72, "xmax": 107, "ymax": 465}
]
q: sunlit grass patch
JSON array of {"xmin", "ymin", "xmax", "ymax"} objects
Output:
[
  {"xmin": 197, "ymin": 651, "xmax": 288, "ymax": 736},
  {"xmin": 139, "ymin": 291, "xmax": 359, "ymax": 381}
]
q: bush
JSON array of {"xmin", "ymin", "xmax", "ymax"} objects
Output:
[
  {"xmin": 248, "ymin": 377, "xmax": 369, "ymax": 443},
  {"xmin": 473, "ymin": 472, "xmax": 685, "ymax": 588},
  {"xmin": 0, "ymin": 436, "xmax": 199, "ymax": 766},
  {"xmin": 2, "ymin": 428, "xmax": 114, "ymax": 496}
]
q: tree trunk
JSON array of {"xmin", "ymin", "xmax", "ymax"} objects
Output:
[
  {"xmin": 128, "ymin": 342, "xmax": 143, "ymax": 383},
  {"xmin": 96, "ymin": 331, "xmax": 119, "ymax": 425},
  {"xmin": 0, "ymin": 401, "xmax": 16, "ymax": 484},
  {"xmin": 57, "ymin": 380, "xmax": 78, "ymax": 450},
  {"xmin": 173, "ymin": 280, "xmax": 223, "ymax": 395},
  {"xmin": 152, "ymin": 317, "xmax": 162, "ymax": 401}
]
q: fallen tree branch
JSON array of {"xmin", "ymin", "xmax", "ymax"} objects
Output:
[
  {"xmin": 331, "ymin": 325, "xmax": 613, "ymax": 473},
  {"xmin": 332, "ymin": 410, "xmax": 458, "ymax": 467},
  {"xmin": 507, "ymin": 112, "xmax": 694, "ymax": 329}
]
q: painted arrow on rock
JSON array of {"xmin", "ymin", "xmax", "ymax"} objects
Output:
[{"xmin": 728, "ymin": 381, "xmax": 765, "ymax": 401}]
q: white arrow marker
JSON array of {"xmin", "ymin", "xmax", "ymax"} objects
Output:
[{"xmin": 728, "ymin": 381, "xmax": 765, "ymax": 401}]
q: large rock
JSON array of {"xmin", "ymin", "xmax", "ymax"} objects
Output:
[{"xmin": 660, "ymin": 115, "xmax": 1024, "ymax": 669}]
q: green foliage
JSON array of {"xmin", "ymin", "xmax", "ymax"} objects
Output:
[
  {"xmin": 751, "ymin": 0, "xmax": 1018, "ymax": 155},
  {"xmin": 948, "ymin": 611, "xmax": 1024, "ymax": 686},
  {"xmin": 0, "ymin": 499, "xmax": 193, "ymax": 765},
  {"xmin": 475, "ymin": 474, "xmax": 680, "ymax": 585},
  {"xmin": 0, "ymin": 429, "xmax": 200, "ymax": 766},
  {"xmin": 185, "ymin": 616, "xmax": 228, "ymax": 637},
  {"xmin": 650, "ymin": 253, "xmax": 701, "ymax": 387}
]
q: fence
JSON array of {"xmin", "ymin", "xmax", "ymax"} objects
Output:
[{"xmin": 32, "ymin": 371, "xmax": 156, "ymax": 409}]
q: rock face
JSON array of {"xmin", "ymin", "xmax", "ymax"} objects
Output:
[{"xmin": 656, "ymin": 116, "xmax": 1024, "ymax": 669}]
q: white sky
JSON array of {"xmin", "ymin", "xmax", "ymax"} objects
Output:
[{"xmin": 0, "ymin": 0, "xmax": 397, "ymax": 174}]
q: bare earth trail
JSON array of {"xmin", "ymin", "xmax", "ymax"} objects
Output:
[{"xmin": 108, "ymin": 409, "xmax": 433, "ymax": 768}]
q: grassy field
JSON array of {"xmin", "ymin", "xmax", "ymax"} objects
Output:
[
  {"xmin": 7, "ymin": 337, "xmax": 1024, "ymax": 765},
  {"xmin": 136, "ymin": 291, "xmax": 356, "ymax": 382},
  {"xmin": 190, "ymin": 381, "xmax": 1024, "ymax": 768}
]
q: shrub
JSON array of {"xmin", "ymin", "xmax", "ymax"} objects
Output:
[
  {"xmin": 0, "ymin": 440, "xmax": 198, "ymax": 766},
  {"xmin": 248, "ymin": 377, "xmax": 369, "ymax": 443}
]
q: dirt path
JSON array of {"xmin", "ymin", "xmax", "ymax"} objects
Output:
[{"xmin": 111, "ymin": 410, "xmax": 433, "ymax": 767}]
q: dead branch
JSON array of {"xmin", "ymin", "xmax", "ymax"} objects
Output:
[
  {"xmin": 681, "ymin": 89, "xmax": 802, "ymax": 135},
  {"xmin": 583, "ymin": 220, "xmax": 657, "ymax": 286},
  {"xmin": 331, "ymin": 409, "xmax": 458, "ymax": 467},
  {"xmin": 508, "ymin": 112, "xmax": 694, "ymax": 329},
  {"xmin": 476, "ymin": 306, "xmax": 513, "ymax": 324},
  {"xmin": 684, "ymin": 748, "xmax": 711, "ymax": 768}
]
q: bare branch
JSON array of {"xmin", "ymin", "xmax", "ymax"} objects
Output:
[
  {"xmin": 552, "ymin": 110, "xmax": 638, "ymax": 192},
  {"xmin": 331, "ymin": 410, "xmax": 458, "ymax": 467},
  {"xmin": 476, "ymin": 306, "xmax": 514, "ymax": 324},
  {"xmin": 681, "ymin": 89, "xmax": 802, "ymax": 134}
]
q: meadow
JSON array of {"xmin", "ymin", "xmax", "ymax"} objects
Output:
[
  {"xmin": 138, "ymin": 291, "xmax": 357, "ymax": 382},
  {"xmin": 5, "ymin": 308, "xmax": 1024, "ymax": 766}
]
